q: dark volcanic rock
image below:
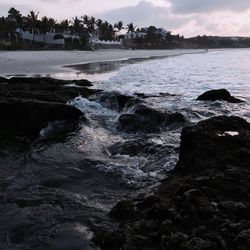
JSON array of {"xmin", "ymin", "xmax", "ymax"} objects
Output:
[
  {"xmin": 176, "ymin": 115, "xmax": 250, "ymax": 173},
  {"xmin": 0, "ymin": 76, "xmax": 101, "ymax": 140},
  {"xmin": 109, "ymin": 200, "xmax": 137, "ymax": 220},
  {"xmin": 7, "ymin": 77, "xmax": 92, "ymax": 87},
  {"xmin": 197, "ymin": 89, "xmax": 244, "ymax": 103},
  {"xmin": 0, "ymin": 99, "xmax": 84, "ymax": 138},
  {"xmin": 119, "ymin": 104, "xmax": 185, "ymax": 133},
  {"xmin": 94, "ymin": 116, "xmax": 250, "ymax": 249},
  {"xmin": 0, "ymin": 77, "xmax": 99, "ymax": 103},
  {"xmin": 0, "ymin": 76, "xmax": 7, "ymax": 83}
]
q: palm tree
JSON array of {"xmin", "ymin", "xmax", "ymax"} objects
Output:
[
  {"xmin": 99, "ymin": 21, "xmax": 114, "ymax": 41},
  {"xmin": 114, "ymin": 21, "xmax": 123, "ymax": 31},
  {"xmin": 72, "ymin": 16, "xmax": 82, "ymax": 34},
  {"xmin": 82, "ymin": 15, "xmax": 89, "ymax": 29},
  {"xmin": 127, "ymin": 22, "xmax": 136, "ymax": 33},
  {"xmin": 0, "ymin": 17, "xmax": 8, "ymax": 41},
  {"xmin": 41, "ymin": 16, "xmax": 49, "ymax": 46},
  {"xmin": 48, "ymin": 17, "xmax": 57, "ymax": 33},
  {"xmin": 96, "ymin": 19, "xmax": 103, "ymax": 29},
  {"xmin": 59, "ymin": 19, "xmax": 70, "ymax": 33},
  {"xmin": 6, "ymin": 7, "xmax": 23, "ymax": 44},
  {"xmin": 88, "ymin": 16, "xmax": 96, "ymax": 33},
  {"xmin": 27, "ymin": 10, "xmax": 39, "ymax": 44}
]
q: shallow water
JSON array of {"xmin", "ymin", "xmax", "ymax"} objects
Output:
[{"xmin": 1, "ymin": 49, "xmax": 250, "ymax": 249}]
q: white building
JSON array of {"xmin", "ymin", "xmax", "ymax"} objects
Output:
[
  {"xmin": 124, "ymin": 31, "xmax": 147, "ymax": 39},
  {"xmin": 16, "ymin": 28, "xmax": 65, "ymax": 46}
]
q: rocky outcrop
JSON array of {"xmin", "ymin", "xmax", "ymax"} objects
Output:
[
  {"xmin": 0, "ymin": 77, "xmax": 100, "ymax": 103},
  {"xmin": 197, "ymin": 89, "xmax": 245, "ymax": 103},
  {"xmin": 94, "ymin": 116, "xmax": 250, "ymax": 250},
  {"xmin": 0, "ymin": 77, "xmax": 95, "ymax": 139},
  {"xmin": 0, "ymin": 76, "xmax": 7, "ymax": 83},
  {"xmin": 0, "ymin": 99, "xmax": 84, "ymax": 139},
  {"xmin": 7, "ymin": 77, "xmax": 92, "ymax": 87},
  {"xmin": 119, "ymin": 104, "xmax": 185, "ymax": 133}
]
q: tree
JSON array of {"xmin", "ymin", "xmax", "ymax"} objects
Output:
[
  {"xmin": 59, "ymin": 19, "xmax": 70, "ymax": 33},
  {"xmin": 96, "ymin": 19, "xmax": 103, "ymax": 29},
  {"xmin": 82, "ymin": 15, "xmax": 89, "ymax": 29},
  {"xmin": 99, "ymin": 21, "xmax": 114, "ymax": 40},
  {"xmin": 127, "ymin": 23, "xmax": 135, "ymax": 33},
  {"xmin": 48, "ymin": 17, "xmax": 57, "ymax": 32},
  {"xmin": 41, "ymin": 16, "xmax": 49, "ymax": 46},
  {"xmin": 27, "ymin": 10, "xmax": 39, "ymax": 44},
  {"xmin": 88, "ymin": 16, "xmax": 96, "ymax": 33},
  {"xmin": 0, "ymin": 17, "xmax": 8, "ymax": 40},
  {"xmin": 146, "ymin": 26, "xmax": 157, "ymax": 42},
  {"xmin": 114, "ymin": 21, "xmax": 123, "ymax": 31},
  {"xmin": 6, "ymin": 7, "xmax": 23, "ymax": 43},
  {"xmin": 72, "ymin": 16, "xmax": 82, "ymax": 34}
]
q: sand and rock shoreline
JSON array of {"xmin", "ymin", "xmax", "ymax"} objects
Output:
[{"xmin": 0, "ymin": 49, "xmax": 204, "ymax": 76}]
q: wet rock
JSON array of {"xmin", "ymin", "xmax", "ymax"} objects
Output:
[
  {"xmin": 0, "ymin": 99, "xmax": 84, "ymax": 139},
  {"xmin": 161, "ymin": 232, "xmax": 189, "ymax": 249},
  {"xmin": 108, "ymin": 139, "xmax": 170, "ymax": 157},
  {"xmin": 136, "ymin": 196, "xmax": 160, "ymax": 211},
  {"xmin": 197, "ymin": 89, "xmax": 244, "ymax": 103},
  {"xmin": 176, "ymin": 115, "xmax": 250, "ymax": 173},
  {"xmin": 234, "ymin": 229, "xmax": 250, "ymax": 250},
  {"xmin": 185, "ymin": 237, "xmax": 215, "ymax": 250},
  {"xmin": 70, "ymin": 79, "xmax": 93, "ymax": 87},
  {"xmin": 94, "ymin": 116, "xmax": 250, "ymax": 250},
  {"xmin": 109, "ymin": 200, "xmax": 137, "ymax": 220},
  {"xmin": 224, "ymin": 168, "xmax": 243, "ymax": 179},
  {"xmin": 218, "ymin": 201, "xmax": 248, "ymax": 218},
  {"xmin": 0, "ymin": 76, "xmax": 7, "ymax": 83},
  {"xmin": 0, "ymin": 77, "xmax": 100, "ymax": 103},
  {"xmin": 96, "ymin": 230, "xmax": 125, "ymax": 250},
  {"xmin": 119, "ymin": 104, "xmax": 185, "ymax": 133}
]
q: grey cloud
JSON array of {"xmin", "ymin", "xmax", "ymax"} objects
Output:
[
  {"xmin": 167, "ymin": 0, "xmax": 250, "ymax": 14},
  {"xmin": 98, "ymin": 1, "xmax": 188, "ymax": 30}
]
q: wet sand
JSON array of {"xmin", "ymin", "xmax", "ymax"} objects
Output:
[{"xmin": 0, "ymin": 49, "xmax": 203, "ymax": 77}]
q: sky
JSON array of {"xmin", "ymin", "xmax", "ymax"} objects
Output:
[{"xmin": 1, "ymin": 0, "xmax": 250, "ymax": 37}]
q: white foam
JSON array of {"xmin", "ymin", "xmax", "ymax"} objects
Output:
[
  {"xmin": 68, "ymin": 96, "xmax": 118, "ymax": 118},
  {"xmin": 219, "ymin": 131, "xmax": 239, "ymax": 137}
]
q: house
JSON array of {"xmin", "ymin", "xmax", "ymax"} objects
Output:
[
  {"xmin": 154, "ymin": 28, "xmax": 171, "ymax": 37},
  {"xmin": 16, "ymin": 28, "xmax": 65, "ymax": 47},
  {"xmin": 124, "ymin": 31, "xmax": 147, "ymax": 39},
  {"xmin": 125, "ymin": 27, "xmax": 171, "ymax": 41}
]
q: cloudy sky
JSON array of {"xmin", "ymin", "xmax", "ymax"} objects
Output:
[{"xmin": 1, "ymin": 0, "xmax": 250, "ymax": 37}]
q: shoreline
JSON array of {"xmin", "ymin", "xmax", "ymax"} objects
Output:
[{"xmin": 0, "ymin": 49, "xmax": 204, "ymax": 77}]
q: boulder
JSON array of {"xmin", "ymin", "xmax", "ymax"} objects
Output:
[
  {"xmin": 176, "ymin": 115, "xmax": 250, "ymax": 173},
  {"xmin": 119, "ymin": 104, "xmax": 185, "ymax": 133},
  {"xmin": 197, "ymin": 89, "xmax": 244, "ymax": 103},
  {"xmin": 109, "ymin": 200, "xmax": 137, "ymax": 220},
  {"xmin": 94, "ymin": 116, "xmax": 250, "ymax": 250},
  {"xmin": 7, "ymin": 77, "xmax": 68, "ymax": 85},
  {"xmin": 0, "ymin": 99, "xmax": 84, "ymax": 139},
  {"xmin": 234, "ymin": 229, "xmax": 250, "ymax": 250},
  {"xmin": 0, "ymin": 77, "xmax": 100, "ymax": 103},
  {"xmin": 0, "ymin": 77, "xmax": 7, "ymax": 83}
]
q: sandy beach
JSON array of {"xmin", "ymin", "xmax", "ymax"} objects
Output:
[{"xmin": 0, "ymin": 49, "xmax": 203, "ymax": 76}]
